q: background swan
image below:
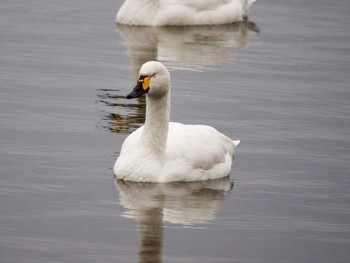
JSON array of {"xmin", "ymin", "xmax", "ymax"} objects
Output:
[
  {"xmin": 116, "ymin": 0, "xmax": 257, "ymax": 26},
  {"xmin": 114, "ymin": 61, "xmax": 240, "ymax": 182}
]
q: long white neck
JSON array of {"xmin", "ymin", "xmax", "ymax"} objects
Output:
[{"xmin": 140, "ymin": 92, "xmax": 170, "ymax": 159}]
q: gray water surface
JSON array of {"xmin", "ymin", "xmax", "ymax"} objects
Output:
[{"xmin": 1, "ymin": 0, "xmax": 350, "ymax": 262}]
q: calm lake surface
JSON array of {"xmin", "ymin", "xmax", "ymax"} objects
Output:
[{"xmin": 1, "ymin": 0, "xmax": 349, "ymax": 262}]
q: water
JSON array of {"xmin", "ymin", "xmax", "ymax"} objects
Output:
[{"xmin": 1, "ymin": 0, "xmax": 350, "ymax": 262}]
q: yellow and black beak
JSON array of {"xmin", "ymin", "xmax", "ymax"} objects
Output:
[{"xmin": 126, "ymin": 75, "xmax": 152, "ymax": 99}]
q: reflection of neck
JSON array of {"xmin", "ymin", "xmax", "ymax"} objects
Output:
[
  {"xmin": 141, "ymin": 93, "xmax": 170, "ymax": 158},
  {"xmin": 138, "ymin": 208, "xmax": 164, "ymax": 263}
]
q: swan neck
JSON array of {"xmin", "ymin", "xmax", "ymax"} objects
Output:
[{"xmin": 141, "ymin": 93, "xmax": 170, "ymax": 157}]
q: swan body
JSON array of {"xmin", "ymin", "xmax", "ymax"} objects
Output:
[
  {"xmin": 116, "ymin": 0, "xmax": 257, "ymax": 26},
  {"xmin": 114, "ymin": 61, "xmax": 240, "ymax": 182}
]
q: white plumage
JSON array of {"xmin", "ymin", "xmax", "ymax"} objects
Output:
[
  {"xmin": 114, "ymin": 61, "xmax": 239, "ymax": 182},
  {"xmin": 116, "ymin": 0, "xmax": 257, "ymax": 26}
]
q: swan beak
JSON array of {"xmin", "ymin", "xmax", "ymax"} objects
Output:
[{"xmin": 125, "ymin": 76, "xmax": 151, "ymax": 99}]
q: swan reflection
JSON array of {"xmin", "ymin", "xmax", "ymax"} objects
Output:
[
  {"xmin": 117, "ymin": 21, "xmax": 260, "ymax": 73},
  {"xmin": 97, "ymin": 22, "xmax": 259, "ymax": 135},
  {"xmin": 115, "ymin": 177, "xmax": 233, "ymax": 262}
]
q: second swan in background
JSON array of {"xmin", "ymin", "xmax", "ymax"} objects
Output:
[{"xmin": 116, "ymin": 0, "xmax": 257, "ymax": 26}]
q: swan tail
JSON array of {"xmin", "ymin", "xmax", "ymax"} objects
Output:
[{"xmin": 233, "ymin": 140, "xmax": 240, "ymax": 148}]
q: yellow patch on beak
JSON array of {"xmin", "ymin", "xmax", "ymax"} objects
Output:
[{"xmin": 138, "ymin": 76, "xmax": 152, "ymax": 91}]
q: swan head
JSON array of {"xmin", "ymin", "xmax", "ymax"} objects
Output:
[{"xmin": 126, "ymin": 61, "xmax": 170, "ymax": 99}]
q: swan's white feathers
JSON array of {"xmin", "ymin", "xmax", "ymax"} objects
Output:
[
  {"xmin": 115, "ymin": 122, "xmax": 239, "ymax": 182},
  {"xmin": 163, "ymin": 123, "xmax": 237, "ymax": 182},
  {"xmin": 116, "ymin": 0, "xmax": 257, "ymax": 26},
  {"xmin": 114, "ymin": 61, "xmax": 239, "ymax": 182}
]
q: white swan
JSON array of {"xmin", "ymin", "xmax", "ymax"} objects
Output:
[
  {"xmin": 114, "ymin": 61, "xmax": 240, "ymax": 182},
  {"xmin": 116, "ymin": 0, "xmax": 257, "ymax": 26}
]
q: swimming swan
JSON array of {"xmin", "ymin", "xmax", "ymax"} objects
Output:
[
  {"xmin": 114, "ymin": 61, "xmax": 240, "ymax": 182},
  {"xmin": 116, "ymin": 0, "xmax": 257, "ymax": 26}
]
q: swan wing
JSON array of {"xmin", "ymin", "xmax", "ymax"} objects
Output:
[{"xmin": 162, "ymin": 122, "xmax": 239, "ymax": 181}]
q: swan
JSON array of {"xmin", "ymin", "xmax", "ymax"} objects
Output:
[
  {"xmin": 116, "ymin": 0, "xmax": 257, "ymax": 26},
  {"xmin": 114, "ymin": 61, "xmax": 240, "ymax": 182}
]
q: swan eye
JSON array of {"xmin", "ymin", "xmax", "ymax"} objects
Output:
[{"xmin": 138, "ymin": 75, "xmax": 152, "ymax": 91}]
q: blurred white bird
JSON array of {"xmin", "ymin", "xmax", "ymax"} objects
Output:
[{"xmin": 116, "ymin": 0, "xmax": 257, "ymax": 26}]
